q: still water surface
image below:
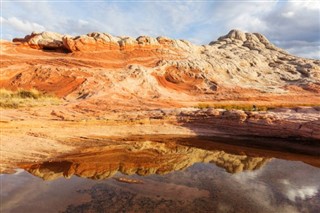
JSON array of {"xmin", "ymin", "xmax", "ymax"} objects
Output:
[{"xmin": 1, "ymin": 137, "xmax": 320, "ymax": 213}]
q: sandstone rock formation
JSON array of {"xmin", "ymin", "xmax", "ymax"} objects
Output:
[
  {"xmin": 1, "ymin": 29, "xmax": 319, "ymax": 142},
  {"xmin": 4, "ymin": 29, "xmax": 319, "ymax": 104},
  {"xmin": 12, "ymin": 31, "xmax": 65, "ymax": 50},
  {"xmin": 176, "ymin": 107, "xmax": 320, "ymax": 140}
]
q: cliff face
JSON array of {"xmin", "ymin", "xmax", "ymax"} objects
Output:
[{"xmin": 1, "ymin": 30, "xmax": 319, "ymax": 107}]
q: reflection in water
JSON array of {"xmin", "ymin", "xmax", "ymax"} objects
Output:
[
  {"xmin": 1, "ymin": 137, "xmax": 320, "ymax": 213},
  {"xmin": 20, "ymin": 140, "xmax": 269, "ymax": 180}
]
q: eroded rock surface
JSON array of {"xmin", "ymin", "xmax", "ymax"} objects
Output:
[{"xmin": 5, "ymin": 29, "xmax": 319, "ymax": 103}]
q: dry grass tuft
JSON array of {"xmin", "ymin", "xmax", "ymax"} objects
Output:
[
  {"xmin": 0, "ymin": 88, "xmax": 60, "ymax": 108},
  {"xmin": 195, "ymin": 102, "xmax": 319, "ymax": 111},
  {"xmin": 196, "ymin": 103, "xmax": 266, "ymax": 111}
]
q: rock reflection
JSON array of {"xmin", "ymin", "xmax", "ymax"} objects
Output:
[
  {"xmin": 20, "ymin": 140, "xmax": 269, "ymax": 180},
  {"xmin": 2, "ymin": 137, "xmax": 320, "ymax": 213}
]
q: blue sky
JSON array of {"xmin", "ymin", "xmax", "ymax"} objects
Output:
[{"xmin": 1, "ymin": 0, "xmax": 319, "ymax": 58}]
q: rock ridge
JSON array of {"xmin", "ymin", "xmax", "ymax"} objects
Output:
[{"xmin": 13, "ymin": 31, "xmax": 196, "ymax": 52}]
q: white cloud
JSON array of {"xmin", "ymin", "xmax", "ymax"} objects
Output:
[
  {"xmin": 286, "ymin": 186, "xmax": 318, "ymax": 201},
  {"xmin": 78, "ymin": 19, "xmax": 89, "ymax": 27},
  {"xmin": 273, "ymin": 40, "xmax": 320, "ymax": 59},
  {"xmin": 280, "ymin": 178, "xmax": 319, "ymax": 201},
  {"xmin": 1, "ymin": 16, "xmax": 46, "ymax": 34},
  {"xmin": 215, "ymin": 1, "xmax": 320, "ymax": 59},
  {"xmin": 227, "ymin": 13, "xmax": 268, "ymax": 33},
  {"xmin": 282, "ymin": 11, "xmax": 295, "ymax": 18},
  {"xmin": 150, "ymin": 2, "xmax": 209, "ymax": 33},
  {"xmin": 289, "ymin": 0, "xmax": 320, "ymax": 11},
  {"xmin": 216, "ymin": 1, "xmax": 276, "ymax": 33},
  {"xmin": 286, "ymin": 45, "xmax": 320, "ymax": 59},
  {"xmin": 261, "ymin": 1, "xmax": 319, "ymax": 42},
  {"xmin": 230, "ymin": 159, "xmax": 320, "ymax": 212}
]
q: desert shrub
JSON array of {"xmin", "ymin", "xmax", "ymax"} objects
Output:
[
  {"xmin": 195, "ymin": 102, "xmax": 319, "ymax": 112},
  {"xmin": 16, "ymin": 88, "xmax": 41, "ymax": 99},
  {"xmin": 0, "ymin": 101, "xmax": 19, "ymax": 109},
  {"xmin": 197, "ymin": 103, "xmax": 211, "ymax": 109},
  {"xmin": 0, "ymin": 88, "xmax": 60, "ymax": 108},
  {"xmin": 195, "ymin": 103, "xmax": 257, "ymax": 111}
]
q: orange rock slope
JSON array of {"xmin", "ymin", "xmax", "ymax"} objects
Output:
[{"xmin": 1, "ymin": 29, "xmax": 320, "ymax": 108}]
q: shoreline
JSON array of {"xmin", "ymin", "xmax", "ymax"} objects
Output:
[{"xmin": 1, "ymin": 108, "xmax": 320, "ymax": 175}]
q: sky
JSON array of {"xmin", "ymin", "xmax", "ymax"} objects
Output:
[{"xmin": 1, "ymin": 0, "xmax": 319, "ymax": 59}]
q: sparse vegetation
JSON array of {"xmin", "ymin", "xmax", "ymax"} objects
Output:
[
  {"xmin": 195, "ymin": 102, "xmax": 319, "ymax": 111},
  {"xmin": 197, "ymin": 103, "xmax": 211, "ymax": 109},
  {"xmin": 0, "ymin": 88, "xmax": 60, "ymax": 109},
  {"xmin": 196, "ymin": 103, "xmax": 267, "ymax": 111}
]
